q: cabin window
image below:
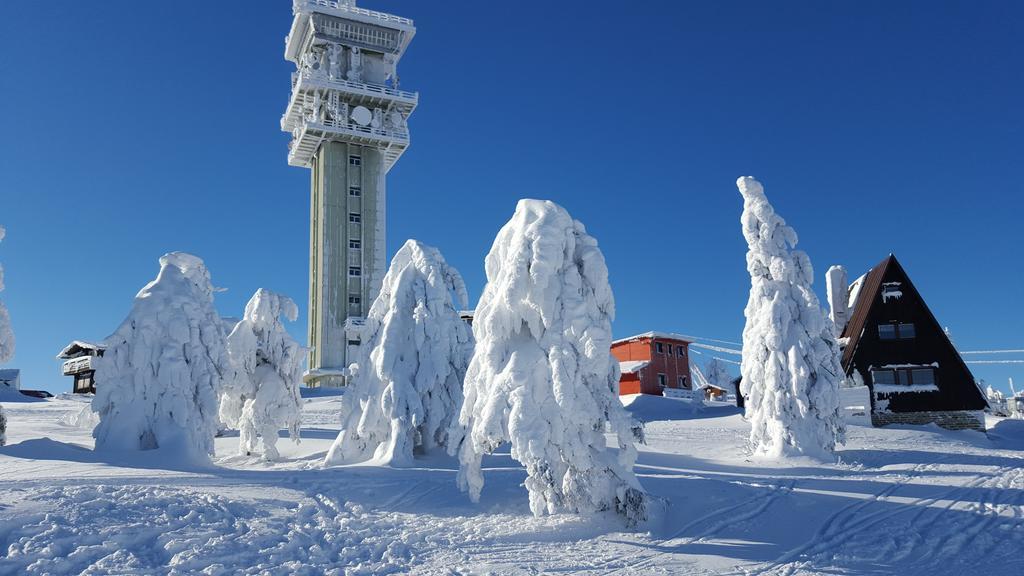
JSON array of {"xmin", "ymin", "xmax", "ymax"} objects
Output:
[
  {"xmin": 348, "ymin": 266, "xmax": 361, "ymax": 277},
  {"xmin": 898, "ymin": 323, "xmax": 916, "ymax": 339},
  {"xmin": 878, "ymin": 322, "xmax": 915, "ymax": 340},
  {"xmin": 878, "ymin": 324, "xmax": 897, "ymax": 340},
  {"xmin": 677, "ymin": 345, "xmax": 686, "ymax": 356},
  {"xmin": 678, "ymin": 376, "xmax": 687, "ymax": 388},
  {"xmin": 872, "ymin": 369, "xmax": 900, "ymax": 386},
  {"xmin": 349, "ymin": 186, "xmax": 361, "ymax": 197},
  {"xmin": 657, "ymin": 373, "xmax": 666, "ymax": 388},
  {"xmin": 349, "ymin": 155, "xmax": 362, "ymax": 166},
  {"xmin": 655, "ymin": 342, "xmax": 664, "ymax": 354},
  {"xmin": 910, "ymin": 368, "xmax": 936, "ymax": 386}
]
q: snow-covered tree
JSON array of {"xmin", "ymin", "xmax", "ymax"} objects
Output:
[
  {"xmin": 92, "ymin": 253, "xmax": 231, "ymax": 461},
  {"xmin": 220, "ymin": 289, "xmax": 304, "ymax": 461},
  {"xmin": 0, "ymin": 226, "xmax": 14, "ymax": 365},
  {"xmin": 705, "ymin": 358, "xmax": 732, "ymax": 396},
  {"xmin": 736, "ymin": 177, "xmax": 845, "ymax": 459},
  {"xmin": 456, "ymin": 199, "xmax": 647, "ymax": 524},
  {"xmin": 0, "ymin": 405, "xmax": 6, "ymax": 447},
  {"xmin": 326, "ymin": 240, "xmax": 473, "ymax": 466}
]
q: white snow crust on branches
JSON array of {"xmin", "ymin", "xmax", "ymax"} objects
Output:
[
  {"xmin": 0, "ymin": 226, "xmax": 14, "ymax": 365},
  {"xmin": 326, "ymin": 240, "xmax": 473, "ymax": 466},
  {"xmin": 455, "ymin": 199, "xmax": 647, "ymax": 524},
  {"xmin": 0, "ymin": 405, "xmax": 6, "ymax": 446},
  {"xmin": 737, "ymin": 177, "xmax": 845, "ymax": 460},
  {"xmin": 705, "ymin": 358, "xmax": 733, "ymax": 392},
  {"xmin": 221, "ymin": 289, "xmax": 304, "ymax": 461},
  {"xmin": 92, "ymin": 253, "xmax": 231, "ymax": 461}
]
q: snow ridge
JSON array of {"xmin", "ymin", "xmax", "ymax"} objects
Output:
[
  {"xmin": 92, "ymin": 253, "xmax": 231, "ymax": 460},
  {"xmin": 326, "ymin": 239, "xmax": 473, "ymax": 466},
  {"xmin": 221, "ymin": 289, "xmax": 305, "ymax": 461},
  {"xmin": 455, "ymin": 199, "xmax": 647, "ymax": 524},
  {"xmin": 736, "ymin": 177, "xmax": 845, "ymax": 459}
]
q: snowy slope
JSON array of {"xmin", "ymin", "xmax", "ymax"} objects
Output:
[{"xmin": 1, "ymin": 394, "xmax": 1023, "ymax": 575}]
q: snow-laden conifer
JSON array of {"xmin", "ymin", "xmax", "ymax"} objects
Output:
[
  {"xmin": 737, "ymin": 177, "xmax": 845, "ymax": 459},
  {"xmin": 0, "ymin": 405, "xmax": 6, "ymax": 446},
  {"xmin": 221, "ymin": 289, "xmax": 304, "ymax": 461},
  {"xmin": 704, "ymin": 358, "xmax": 733, "ymax": 395},
  {"xmin": 456, "ymin": 199, "xmax": 647, "ymax": 524},
  {"xmin": 326, "ymin": 240, "xmax": 473, "ymax": 466},
  {"xmin": 0, "ymin": 226, "xmax": 13, "ymax": 365},
  {"xmin": 92, "ymin": 253, "xmax": 230, "ymax": 460}
]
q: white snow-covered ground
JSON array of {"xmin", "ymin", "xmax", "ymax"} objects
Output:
[{"xmin": 1, "ymin": 392, "xmax": 1023, "ymax": 575}]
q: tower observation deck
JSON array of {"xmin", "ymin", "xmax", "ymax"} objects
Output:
[{"xmin": 282, "ymin": 0, "xmax": 417, "ymax": 387}]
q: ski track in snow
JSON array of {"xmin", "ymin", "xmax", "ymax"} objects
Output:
[{"xmin": 2, "ymin": 398, "xmax": 1024, "ymax": 575}]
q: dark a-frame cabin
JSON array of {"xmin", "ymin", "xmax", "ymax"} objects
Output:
[{"xmin": 840, "ymin": 255, "xmax": 987, "ymax": 431}]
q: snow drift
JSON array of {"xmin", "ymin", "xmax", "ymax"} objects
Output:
[
  {"xmin": 736, "ymin": 177, "xmax": 845, "ymax": 459},
  {"xmin": 455, "ymin": 199, "xmax": 647, "ymax": 524},
  {"xmin": 221, "ymin": 289, "xmax": 304, "ymax": 461},
  {"xmin": 92, "ymin": 253, "xmax": 232, "ymax": 460},
  {"xmin": 326, "ymin": 239, "xmax": 473, "ymax": 466}
]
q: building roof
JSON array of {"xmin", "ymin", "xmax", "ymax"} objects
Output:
[
  {"xmin": 619, "ymin": 360, "xmax": 650, "ymax": 374},
  {"xmin": 57, "ymin": 340, "xmax": 106, "ymax": 359},
  {"xmin": 613, "ymin": 332, "xmax": 694, "ymax": 346}
]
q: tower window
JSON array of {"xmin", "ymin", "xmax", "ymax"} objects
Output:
[
  {"xmin": 347, "ymin": 339, "xmax": 361, "ymax": 346},
  {"xmin": 349, "ymin": 239, "xmax": 361, "ymax": 249},
  {"xmin": 349, "ymin": 186, "xmax": 361, "ymax": 197},
  {"xmin": 349, "ymin": 213, "xmax": 361, "ymax": 223},
  {"xmin": 677, "ymin": 345, "xmax": 686, "ymax": 356},
  {"xmin": 349, "ymin": 155, "xmax": 362, "ymax": 166},
  {"xmin": 657, "ymin": 373, "xmax": 667, "ymax": 388},
  {"xmin": 348, "ymin": 267, "xmax": 361, "ymax": 277},
  {"xmin": 655, "ymin": 342, "xmax": 664, "ymax": 354},
  {"xmin": 348, "ymin": 295, "xmax": 361, "ymax": 305}
]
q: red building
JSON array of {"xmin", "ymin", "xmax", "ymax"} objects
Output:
[{"xmin": 612, "ymin": 332, "xmax": 693, "ymax": 396}]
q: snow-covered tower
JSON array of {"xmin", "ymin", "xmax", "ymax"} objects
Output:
[{"xmin": 281, "ymin": 0, "xmax": 417, "ymax": 387}]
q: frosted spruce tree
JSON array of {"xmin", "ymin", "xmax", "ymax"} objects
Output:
[
  {"xmin": 92, "ymin": 253, "xmax": 231, "ymax": 461},
  {"xmin": 221, "ymin": 289, "xmax": 304, "ymax": 461},
  {"xmin": 0, "ymin": 226, "xmax": 13, "ymax": 447},
  {"xmin": 325, "ymin": 240, "xmax": 473, "ymax": 466},
  {"xmin": 705, "ymin": 358, "xmax": 732, "ymax": 396},
  {"xmin": 0, "ymin": 226, "xmax": 14, "ymax": 365},
  {"xmin": 737, "ymin": 177, "xmax": 845, "ymax": 459},
  {"xmin": 456, "ymin": 199, "xmax": 647, "ymax": 525}
]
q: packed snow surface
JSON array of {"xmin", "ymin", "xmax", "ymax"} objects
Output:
[
  {"xmin": 92, "ymin": 253, "xmax": 231, "ymax": 461},
  {"xmin": 2, "ymin": 394, "xmax": 1023, "ymax": 574},
  {"xmin": 737, "ymin": 176, "xmax": 845, "ymax": 459},
  {"xmin": 456, "ymin": 199, "xmax": 646, "ymax": 524},
  {"xmin": 327, "ymin": 239, "xmax": 473, "ymax": 466}
]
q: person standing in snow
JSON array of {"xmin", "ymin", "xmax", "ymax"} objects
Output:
[
  {"xmin": 221, "ymin": 289, "xmax": 305, "ymax": 461},
  {"xmin": 455, "ymin": 199, "xmax": 647, "ymax": 525},
  {"xmin": 736, "ymin": 177, "xmax": 845, "ymax": 459},
  {"xmin": 326, "ymin": 240, "xmax": 473, "ymax": 467},
  {"xmin": 91, "ymin": 253, "xmax": 232, "ymax": 461}
]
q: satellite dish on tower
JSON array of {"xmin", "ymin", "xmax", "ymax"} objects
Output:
[{"xmin": 351, "ymin": 106, "xmax": 372, "ymax": 127}]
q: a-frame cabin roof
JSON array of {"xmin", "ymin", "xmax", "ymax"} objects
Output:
[{"xmin": 840, "ymin": 254, "xmax": 986, "ymax": 411}]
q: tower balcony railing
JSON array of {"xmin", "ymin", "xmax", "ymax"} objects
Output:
[
  {"xmin": 291, "ymin": 70, "xmax": 418, "ymax": 104},
  {"xmin": 287, "ymin": 114, "xmax": 410, "ymax": 168},
  {"xmin": 305, "ymin": 115, "xmax": 409, "ymax": 143},
  {"xmin": 293, "ymin": 0, "xmax": 414, "ymax": 28}
]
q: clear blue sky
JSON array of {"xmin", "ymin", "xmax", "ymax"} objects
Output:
[{"xmin": 1, "ymin": 1, "xmax": 1021, "ymax": 394}]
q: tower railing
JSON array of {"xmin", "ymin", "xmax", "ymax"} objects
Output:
[
  {"xmin": 291, "ymin": 70, "xmax": 418, "ymax": 103},
  {"xmin": 294, "ymin": 0, "xmax": 414, "ymax": 27}
]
